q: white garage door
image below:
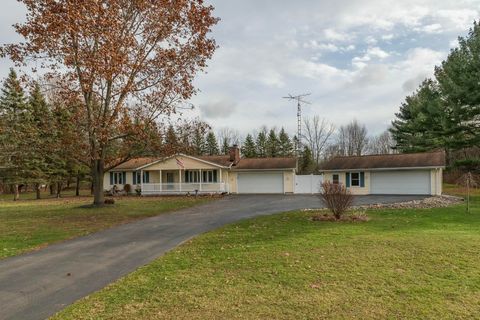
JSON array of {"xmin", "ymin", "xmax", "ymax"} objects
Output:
[
  {"xmin": 370, "ymin": 170, "xmax": 431, "ymax": 195},
  {"xmin": 237, "ymin": 172, "xmax": 284, "ymax": 194}
]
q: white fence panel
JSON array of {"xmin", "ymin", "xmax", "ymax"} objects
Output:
[{"xmin": 294, "ymin": 175, "xmax": 323, "ymax": 194}]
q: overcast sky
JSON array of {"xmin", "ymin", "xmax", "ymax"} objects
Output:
[{"xmin": 1, "ymin": 0, "xmax": 478, "ymax": 137}]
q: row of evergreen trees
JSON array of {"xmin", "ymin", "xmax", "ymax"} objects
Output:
[
  {"xmin": 241, "ymin": 128, "xmax": 295, "ymax": 158},
  {"xmin": 0, "ymin": 69, "xmax": 88, "ymax": 199},
  {"xmin": 390, "ymin": 21, "xmax": 480, "ymax": 166},
  {"xmin": 169, "ymin": 125, "xmax": 297, "ymax": 158}
]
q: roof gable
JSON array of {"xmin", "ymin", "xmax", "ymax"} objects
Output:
[{"xmin": 320, "ymin": 151, "xmax": 446, "ymax": 171}]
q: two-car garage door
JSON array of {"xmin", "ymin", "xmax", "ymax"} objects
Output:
[
  {"xmin": 237, "ymin": 172, "xmax": 284, "ymax": 194},
  {"xmin": 370, "ymin": 170, "xmax": 431, "ymax": 195}
]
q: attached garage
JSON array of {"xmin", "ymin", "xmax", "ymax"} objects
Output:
[
  {"xmin": 231, "ymin": 157, "xmax": 297, "ymax": 194},
  {"xmin": 237, "ymin": 172, "xmax": 284, "ymax": 194},
  {"xmin": 370, "ymin": 170, "xmax": 431, "ymax": 195},
  {"xmin": 320, "ymin": 151, "xmax": 446, "ymax": 196}
]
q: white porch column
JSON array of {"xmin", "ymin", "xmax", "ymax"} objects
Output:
[
  {"xmin": 219, "ymin": 169, "xmax": 223, "ymax": 192},
  {"xmin": 179, "ymin": 169, "xmax": 182, "ymax": 192},
  {"xmin": 159, "ymin": 170, "xmax": 162, "ymax": 192},
  {"xmin": 199, "ymin": 169, "xmax": 202, "ymax": 192},
  {"xmin": 140, "ymin": 169, "xmax": 143, "ymax": 196}
]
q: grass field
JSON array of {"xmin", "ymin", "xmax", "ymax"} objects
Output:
[
  {"xmin": 51, "ymin": 187, "xmax": 480, "ymax": 319},
  {"xmin": 0, "ymin": 192, "xmax": 211, "ymax": 259}
]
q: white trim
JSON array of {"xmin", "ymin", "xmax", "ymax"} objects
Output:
[
  {"xmin": 350, "ymin": 172, "xmax": 361, "ymax": 187},
  {"xmin": 135, "ymin": 153, "xmax": 230, "ymax": 171},
  {"xmin": 232, "ymin": 168, "xmax": 295, "ymax": 171},
  {"xmin": 321, "ymin": 166, "xmax": 444, "ymax": 172}
]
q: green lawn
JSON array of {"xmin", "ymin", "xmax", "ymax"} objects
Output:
[
  {"xmin": 0, "ymin": 193, "xmax": 211, "ymax": 259},
  {"xmin": 52, "ymin": 188, "xmax": 480, "ymax": 319}
]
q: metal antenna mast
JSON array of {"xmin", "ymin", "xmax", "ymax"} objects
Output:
[{"xmin": 283, "ymin": 93, "xmax": 311, "ymax": 153}]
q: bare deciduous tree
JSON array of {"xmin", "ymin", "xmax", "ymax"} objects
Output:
[
  {"xmin": 217, "ymin": 127, "xmax": 240, "ymax": 154},
  {"xmin": 368, "ymin": 130, "xmax": 395, "ymax": 155},
  {"xmin": 337, "ymin": 120, "xmax": 369, "ymax": 156},
  {"xmin": 303, "ymin": 116, "xmax": 335, "ymax": 164}
]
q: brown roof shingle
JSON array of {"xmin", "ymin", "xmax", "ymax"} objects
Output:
[
  {"xmin": 320, "ymin": 151, "xmax": 446, "ymax": 171},
  {"xmin": 112, "ymin": 157, "xmax": 161, "ymax": 170},
  {"xmin": 112, "ymin": 155, "xmax": 298, "ymax": 171},
  {"xmin": 197, "ymin": 155, "xmax": 233, "ymax": 167},
  {"xmin": 233, "ymin": 157, "xmax": 297, "ymax": 170}
]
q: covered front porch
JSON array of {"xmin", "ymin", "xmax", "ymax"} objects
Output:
[{"xmin": 140, "ymin": 169, "xmax": 228, "ymax": 195}]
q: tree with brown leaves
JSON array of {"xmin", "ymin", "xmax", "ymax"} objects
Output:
[{"xmin": 2, "ymin": 0, "xmax": 218, "ymax": 205}]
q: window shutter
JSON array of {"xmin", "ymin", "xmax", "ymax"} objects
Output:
[
  {"xmin": 110, "ymin": 172, "xmax": 113, "ymax": 185},
  {"xmin": 213, "ymin": 170, "xmax": 217, "ymax": 182},
  {"xmin": 346, "ymin": 172, "xmax": 350, "ymax": 187},
  {"xmin": 133, "ymin": 172, "xmax": 137, "ymax": 185},
  {"xmin": 123, "ymin": 172, "xmax": 126, "ymax": 185},
  {"xmin": 360, "ymin": 172, "xmax": 365, "ymax": 187}
]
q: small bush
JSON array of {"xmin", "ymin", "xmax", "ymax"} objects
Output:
[
  {"xmin": 104, "ymin": 198, "xmax": 115, "ymax": 205},
  {"xmin": 135, "ymin": 186, "xmax": 142, "ymax": 196},
  {"xmin": 124, "ymin": 184, "xmax": 132, "ymax": 195},
  {"xmin": 319, "ymin": 181, "xmax": 354, "ymax": 219}
]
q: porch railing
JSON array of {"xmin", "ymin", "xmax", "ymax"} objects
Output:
[{"xmin": 142, "ymin": 182, "xmax": 227, "ymax": 194}]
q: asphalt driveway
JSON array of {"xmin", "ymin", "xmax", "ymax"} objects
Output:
[{"xmin": 0, "ymin": 194, "xmax": 426, "ymax": 320}]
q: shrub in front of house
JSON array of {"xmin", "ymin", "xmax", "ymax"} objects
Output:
[
  {"xmin": 319, "ymin": 181, "xmax": 354, "ymax": 220},
  {"xmin": 124, "ymin": 184, "xmax": 132, "ymax": 195}
]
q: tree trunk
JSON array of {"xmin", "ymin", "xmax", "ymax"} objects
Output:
[
  {"xmin": 92, "ymin": 159, "xmax": 105, "ymax": 206},
  {"xmin": 56, "ymin": 182, "xmax": 62, "ymax": 198},
  {"xmin": 35, "ymin": 183, "xmax": 41, "ymax": 200},
  {"xmin": 49, "ymin": 184, "xmax": 55, "ymax": 195},
  {"xmin": 13, "ymin": 184, "xmax": 19, "ymax": 201},
  {"xmin": 76, "ymin": 175, "xmax": 81, "ymax": 197}
]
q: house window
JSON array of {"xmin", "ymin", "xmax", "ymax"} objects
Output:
[
  {"xmin": 332, "ymin": 174, "xmax": 339, "ymax": 185},
  {"xmin": 133, "ymin": 171, "xmax": 149, "ymax": 184},
  {"xmin": 202, "ymin": 170, "xmax": 218, "ymax": 183},
  {"xmin": 351, "ymin": 172, "xmax": 360, "ymax": 187},
  {"xmin": 112, "ymin": 172, "xmax": 124, "ymax": 185},
  {"xmin": 185, "ymin": 170, "xmax": 200, "ymax": 183}
]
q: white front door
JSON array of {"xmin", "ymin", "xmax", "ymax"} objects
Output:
[
  {"xmin": 237, "ymin": 172, "xmax": 284, "ymax": 194},
  {"xmin": 370, "ymin": 170, "xmax": 431, "ymax": 195}
]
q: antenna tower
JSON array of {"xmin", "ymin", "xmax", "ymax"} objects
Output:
[{"xmin": 283, "ymin": 93, "xmax": 311, "ymax": 153}]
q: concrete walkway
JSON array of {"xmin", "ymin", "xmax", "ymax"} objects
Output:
[{"xmin": 0, "ymin": 194, "xmax": 426, "ymax": 320}]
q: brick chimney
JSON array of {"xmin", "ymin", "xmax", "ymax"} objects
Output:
[{"xmin": 229, "ymin": 145, "xmax": 240, "ymax": 165}]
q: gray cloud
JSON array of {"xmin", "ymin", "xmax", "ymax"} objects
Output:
[
  {"xmin": 1, "ymin": 0, "xmax": 478, "ymax": 137},
  {"xmin": 199, "ymin": 97, "xmax": 237, "ymax": 120}
]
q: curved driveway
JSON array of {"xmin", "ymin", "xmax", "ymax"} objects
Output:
[{"xmin": 0, "ymin": 194, "xmax": 426, "ymax": 320}]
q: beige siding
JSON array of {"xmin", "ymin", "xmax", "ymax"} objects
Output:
[
  {"xmin": 103, "ymin": 171, "xmax": 134, "ymax": 190},
  {"xmin": 284, "ymin": 170, "xmax": 295, "ymax": 193},
  {"xmin": 228, "ymin": 171, "xmax": 238, "ymax": 193},
  {"xmin": 323, "ymin": 171, "xmax": 370, "ymax": 195},
  {"xmin": 430, "ymin": 168, "xmax": 443, "ymax": 195}
]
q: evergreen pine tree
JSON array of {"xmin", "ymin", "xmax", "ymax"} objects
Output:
[
  {"xmin": 435, "ymin": 21, "xmax": 480, "ymax": 149},
  {"xmin": 256, "ymin": 129, "xmax": 268, "ymax": 157},
  {"xmin": 0, "ymin": 69, "xmax": 28, "ymax": 200},
  {"xmin": 164, "ymin": 125, "xmax": 179, "ymax": 155},
  {"xmin": 390, "ymin": 79, "xmax": 446, "ymax": 153},
  {"xmin": 26, "ymin": 82, "xmax": 51, "ymax": 199},
  {"xmin": 266, "ymin": 128, "xmax": 279, "ymax": 157},
  {"xmin": 298, "ymin": 146, "xmax": 316, "ymax": 174},
  {"xmin": 221, "ymin": 137, "xmax": 229, "ymax": 155},
  {"xmin": 278, "ymin": 127, "xmax": 294, "ymax": 157},
  {"xmin": 241, "ymin": 134, "xmax": 257, "ymax": 158},
  {"xmin": 205, "ymin": 131, "xmax": 219, "ymax": 155},
  {"xmin": 192, "ymin": 128, "xmax": 206, "ymax": 156}
]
